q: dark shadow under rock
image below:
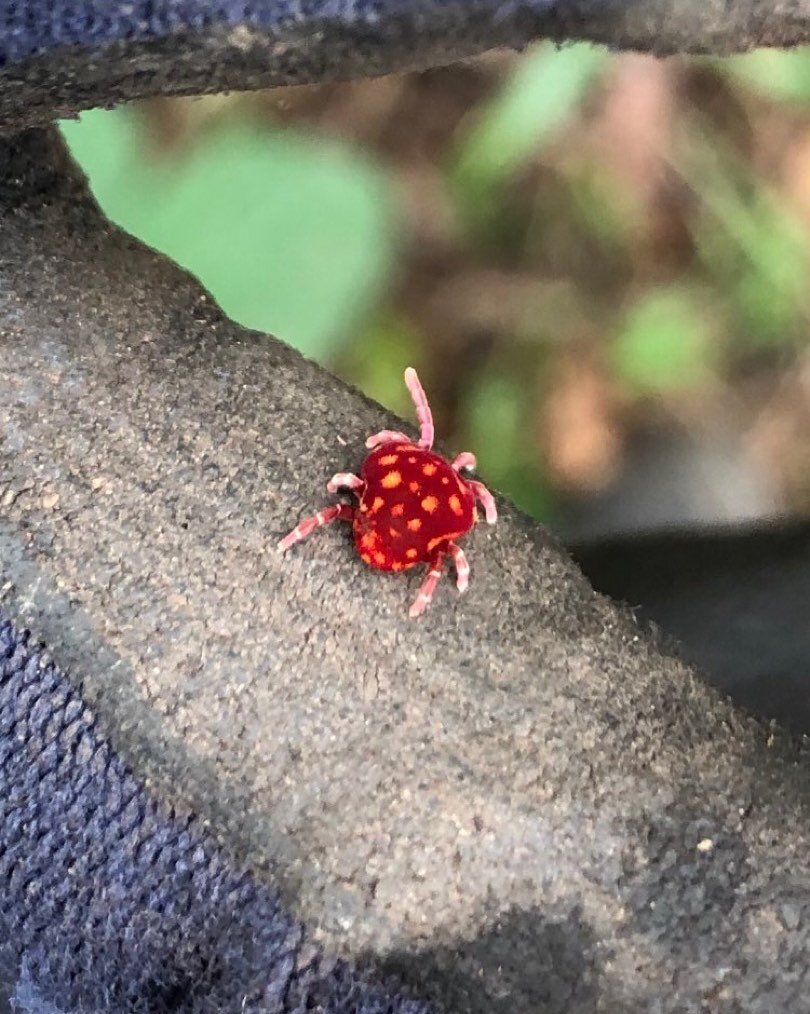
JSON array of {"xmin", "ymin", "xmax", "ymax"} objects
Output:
[
  {"xmin": 572, "ymin": 522, "xmax": 810, "ymax": 734},
  {"xmin": 378, "ymin": 907, "xmax": 598, "ymax": 1014}
]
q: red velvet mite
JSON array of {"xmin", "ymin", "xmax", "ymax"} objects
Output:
[{"xmin": 278, "ymin": 367, "xmax": 497, "ymax": 617}]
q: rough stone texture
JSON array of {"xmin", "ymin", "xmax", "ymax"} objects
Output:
[
  {"xmin": 3, "ymin": 126, "xmax": 810, "ymax": 1012},
  {"xmin": 5, "ymin": 0, "xmax": 810, "ymax": 132}
]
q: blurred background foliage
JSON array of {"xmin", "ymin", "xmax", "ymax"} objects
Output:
[{"xmin": 60, "ymin": 44, "xmax": 810, "ymax": 538}]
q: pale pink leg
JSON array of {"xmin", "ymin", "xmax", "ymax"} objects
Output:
[
  {"xmin": 277, "ymin": 503, "xmax": 354, "ymax": 552},
  {"xmin": 326, "ymin": 472, "xmax": 364, "ymax": 494},
  {"xmin": 452, "ymin": 451, "xmax": 476, "ymax": 472},
  {"xmin": 404, "ymin": 367, "xmax": 434, "ymax": 449},
  {"xmin": 365, "ymin": 429, "xmax": 411, "ymax": 450},
  {"xmin": 448, "ymin": 542, "xmax": 469, "ymax": 593},
  {"xmin": 409, "ymin": 551, "xmax": 445, "ymax": 618},
  {"xmin": 469, "ymin": 480, "xmax": 497, "ymax": 525}
]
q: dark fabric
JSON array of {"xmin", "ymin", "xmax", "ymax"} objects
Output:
[
  {"xmin": 0, "ymin": 612, "xmax": 430, "ymax": 1014},
  {"xmin": 0, "ymin": 0, "xmax": 560, "ymax": 132},
  {"xmin": 8, "ymin": 0, "xmax": 808, "ymax": 139},
  {"xmin": 0, "ymin": 1, "xmax": 320, "ymax": 66}
]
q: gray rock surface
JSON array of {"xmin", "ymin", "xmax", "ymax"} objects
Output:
[{"xmin": 3, "ymin": 126, "xmax": 810, "ymax": 1012}]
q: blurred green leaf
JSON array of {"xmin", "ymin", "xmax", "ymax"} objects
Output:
[
  {"xmin": 566, "ymin": 167, "xmax": 631, "ymax": 252},
  {"xmin": 611, "ymin": 288, "xmax": 713, "ymax": 393},
  {"xmin": 454, "ymin": 43, "xmax": 607, "ymax": 186},
  {"xmin": 465, "ymin": 371, "xmax": 524, "ymax": 463},
  {"xmin": 463, "ymin": 369, "xmax": 553, "ymax": 520},
  {"xmin": 450, "ymin": 43, "xmax": 607, "ymax": 232},
  {"xmin": 342, "ymin": 314, "xmax": 425, "ymax": 415},
  {"xmin": 678, "ymin": 129, "xmax": 810, "ymax": 346},
  {"xmin": 725, "ymin": 49, "xmax": 810, "ymax": 103},
  {"xmin": 59, "ymin": 108, "xmax": 396, "ymax": 359}
]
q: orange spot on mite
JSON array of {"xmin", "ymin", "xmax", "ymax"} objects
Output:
[
  {"xmin": 371, "ymin": 496, "xmax": 384, "ymax": 513},
  {"xmin": 422, "ymin": 463, "xmax": 437, "ymax": 476},
  {"xmin": 391, "ymin": 503, "xmax": 405, "ymax": 517},
  {"xmin": 360, "ymin": 503, "xmax": 369, "ymax": 512},
  {"xmin": 408, "ymin": 456, "xmax": 417, "ymax": 464},
  {"xmin": 407, "ymin": 518, "xmax": 422, "ymax": 532},
  {"xmin": 448, "ymin": 494, "xmax": 463, "ymax": 516},
  {"xmin": 421, "ymin": 495, "xmax": 439, "ymax": 514},
  {"xmin": 427, "ymin": 528, "xmax": 466, "ymax": 554},
  {"xmin": 409, "ymin": 481, "xmax": 420, "ymax": 494},
  {"xmin": 360, "ymin": 532, "xmax": 377, "ymax": 550},
  {"xmin": 379, "ymin": 454, "xmax": 399, "ymax": 466},
  {"xmin": 441, "ymin": 477, "xmax": 450, "ymax": 485},
  {"xmin": 361, "ymin": 552, "xmax": 373, "ymax": 564},
  {"xmin": 391, "ymin": 562, "xmax": 404, "ymax": 571},
  {"xmin": 406, "ymin": 548, "xmax": 418, "ymax": 560},
  {"xmin": 389, "ymin": 527, "xmax": 401, "ymax": 539},
  {"xmin": 381, "ymin": 471, "xmax": 402, "ymax": 489},
  {"xmin": 373, "ymin": 551, "xmax": 386, "ymax": 565}
]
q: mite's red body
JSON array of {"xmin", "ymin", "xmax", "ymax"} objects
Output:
[
  {"xmin": 354, "ymin": 443, "xmax": 476, "ymax": 571},
  {"xmin": 278, "ymin": 367, "xmax": 497, "ymax": 617}
]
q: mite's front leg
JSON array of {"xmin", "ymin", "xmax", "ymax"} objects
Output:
[
  {"xmin": 365, "ymin": 430, "xmax": 412, "ymax": 450},
  {"xmin": 327, "ymin": 473, "xmax": 364, "ymax": 493},
  {"xmin": 469, "ymin": 480, "xmax": 497, "ymax": 525},
  {"xmin": 451, "ymin": 452, "xmax": 476, "ymax": 473}
]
